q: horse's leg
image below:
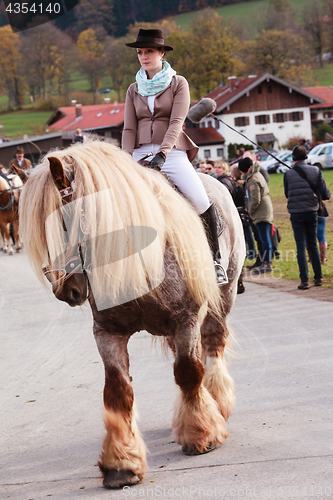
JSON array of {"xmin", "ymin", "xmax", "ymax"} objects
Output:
[
  {"xmin": 12, "ymin": 210, "xmax": 21, "ymax": 252},
  {"xmin": 0, "ymin": 221, "xmax": 13, "ymax": 254},
  {"xmin": 93, "ymin": 329, "xmax": 147, "ymax": 489},
  {"xmin": 201, "ymin": 312, "xmax": 235, "ymax": 421},
  {"xmin": 172, "ymin": 317, "xmax": 228, "ymax": 455}
]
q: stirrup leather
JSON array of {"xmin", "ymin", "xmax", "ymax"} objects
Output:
[{"xmin": 214, "ymin": 260, "xmax": 229, "ymax": 286}]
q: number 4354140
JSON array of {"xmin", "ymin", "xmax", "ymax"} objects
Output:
[{"xmin": 6, "ymin": 3, "xmax": 61, "ymax": 14}]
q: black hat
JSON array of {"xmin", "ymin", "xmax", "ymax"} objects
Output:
[
  {"xmin": 292, "ymin": 146, "xmax": 308, "ymax": 161},
  {"xmin": 238, "ymin": 157, "xmax": 253, "ymax": 173},
  {"xmin": 125, "ymin": 29, "xmax": 173, "ymax": 51}
]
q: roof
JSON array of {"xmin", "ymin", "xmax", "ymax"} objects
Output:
[
  {"xmin": 185, "ymin": 127, "xmax": 225, "ymax": 145},
  {"xmin": 47, "ymin": 103, "xmax": 125, "ymax": 132},
  {"xmin": 206, "ymin": 74, "xmax": 324, "ymax": 113},
  {"xmin": 303, "ymin": 86, "xmax": 333, "ymax": 109},
  {"xmin": 0, "ymin": 132, "xmax": 62, "ymax": 149}
]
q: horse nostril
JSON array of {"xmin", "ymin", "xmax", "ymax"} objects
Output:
[{"xmin": 70, "ymin": 288, "xmax": 81, "ymax": 304}]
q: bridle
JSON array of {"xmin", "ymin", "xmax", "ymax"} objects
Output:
[
  {"xmin": 0, "ymin": 177, "xmax": 21, "ymax": 211},
  {"xmin": 42, "ymin": 178, "xmax": 90, "ymax": 288}
]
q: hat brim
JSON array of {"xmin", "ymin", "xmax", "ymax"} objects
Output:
[{"xmin": 125, "ymin": 41, "xmax": 173, "ymax": 51}]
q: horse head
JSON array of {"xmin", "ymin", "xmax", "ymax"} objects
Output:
[{"xmin": 45, "ymin": 156, "xmax": 89, "ymax": 307}]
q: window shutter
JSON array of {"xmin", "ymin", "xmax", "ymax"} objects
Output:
[
  {"xmin": 266, "ymin": 115, "xmax": 270, "ymax": 123},
  {"xmin": 255, "ymin": 116, "xmax": 259, "ymax": 124},
  {"xmin": 300, "ymin": 111, "xmax": 304, "ymax": 120},
  {"xmin": 246, "ymin": 117, "xmax": 250, "ymax": 125},
  {"xmin": 273, "ymin": 114, "xmax": 277, "ymax": 122},
  {"xmin": 284, "ymin": 113, "xmax": 288, "ymax": 121}
]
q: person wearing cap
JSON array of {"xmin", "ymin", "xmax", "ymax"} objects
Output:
[
  {"xmin": 238, "ymin": 157, "xmax": 274, "ymax": 274},
  {"xmin": 9, "ymin": 146, "xmax": 32, "ymax": 174},
  {"xmin": 284, "ymin": 146, "xmax": 330, "ymax": 290},
  {"xmin": 122, "ymin": 28, "xmax": 228, "ymax": 286}
]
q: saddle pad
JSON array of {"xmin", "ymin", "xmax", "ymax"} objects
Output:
[{"xmin": 213, "ymin": 202, "xmax": 225, "ymax": 238}]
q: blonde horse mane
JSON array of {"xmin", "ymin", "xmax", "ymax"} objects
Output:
[{"xmin": 20, "ymin": 140, "xmax": 222, "ymax": 316}]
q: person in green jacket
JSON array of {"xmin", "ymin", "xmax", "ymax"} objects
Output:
[{"xmin": 238, "ymin": 157, "xmax": 274, "ymax": 273}]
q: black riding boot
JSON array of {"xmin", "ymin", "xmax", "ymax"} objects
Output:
[{"xmin": 200, "ymin": 204, "xmax": 228, "ymax": 286}]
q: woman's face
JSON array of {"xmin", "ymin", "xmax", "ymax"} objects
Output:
[
  {"xmin": 137, "ymin": 47, "xmax": 164, "ymax": 78},
  {"xmin": 215, "ymin": 165, "xmax": 225, "ymax": 176}
]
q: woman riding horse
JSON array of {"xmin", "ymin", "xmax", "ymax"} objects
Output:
[{"xmin": 122, "ymin": 28, "xmax": 227, "ymax": 286}]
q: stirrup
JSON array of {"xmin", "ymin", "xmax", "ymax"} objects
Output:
[{"xmin": 214, "ymin": 260, "xmax": 229, "ymax": 286}]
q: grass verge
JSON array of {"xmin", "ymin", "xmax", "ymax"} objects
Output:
[{"xmin": 247, "ymin": 170, "xmax": 333, "ymax": 287}]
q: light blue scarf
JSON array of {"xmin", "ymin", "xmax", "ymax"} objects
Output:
[{"xmin": 136, "ymin": 61, "xmax": 176, "ymax": 97}]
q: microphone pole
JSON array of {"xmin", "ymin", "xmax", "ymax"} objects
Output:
[{"xmin": 210, "ymin": 114, "xmax": 291, "ymax": 169}]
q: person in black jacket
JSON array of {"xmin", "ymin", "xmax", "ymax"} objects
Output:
[{"xmin": 284, "ymin": 146, "xmax": 331, "ymax": 290}]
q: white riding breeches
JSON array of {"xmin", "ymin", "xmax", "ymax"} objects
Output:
[{"xmin": 133, "ymin": 144, "xmax": 210, "ymax": 215}]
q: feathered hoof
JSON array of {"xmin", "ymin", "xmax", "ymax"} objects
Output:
[
  {"xmin": 182, "ymin": 443, "xmax": 216, "ymax": 455},
  {"xmin": 103, "ymin": 469, "xmax": 140, "ymax": 489}
]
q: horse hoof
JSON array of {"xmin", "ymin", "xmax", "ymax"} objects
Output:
[
  {"xmin": 182, "ymin": 443, "xmax": 216, "ymax": 455},
  {"xmin": 103, "ymin": 469, "xmax": 140, "ymax": 489}
]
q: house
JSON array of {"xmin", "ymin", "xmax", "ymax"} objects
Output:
[
  {"xmin": 46, "ymin": 101, "xmax": 125, "ymax": 146},
  {"xmin": 184, "ymin": 126, "xmax": 225, "ymax": 161},
  {"xmin": 190, "ymin": 74, "xmax": 323, "ymax": 159},
  {"xmin": 302, "ymin": 86, "xmax": 333, "ymax": 128},
  {"xmin": 0, "ymin": 132, "xmax": 63, "ymax": 167}
]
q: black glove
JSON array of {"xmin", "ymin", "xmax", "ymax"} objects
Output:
[{"xmin": 149, "ymin": 152, "xmax": 166, "ymax": 171}]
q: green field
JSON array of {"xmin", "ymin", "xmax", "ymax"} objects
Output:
[
  {"xmin": 168, "ymin": 0, "xmax": 311, "ymax": 34},
  {"xmin": 248, "ymin": 170, "xmax": 333, "ymax": 287},
  {"xmin": 0, "ymin": 111, "xmax": 53, "ymax": 139}
]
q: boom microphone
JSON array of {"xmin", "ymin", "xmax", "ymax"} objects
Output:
[{"xmin": 187, "ymin": 98, "xmax": 217, "ymax": 123}]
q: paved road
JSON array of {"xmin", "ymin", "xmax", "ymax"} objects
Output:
[{"xmin": 1, "ymin": 251, "xmax": 333, "ymax": 499}]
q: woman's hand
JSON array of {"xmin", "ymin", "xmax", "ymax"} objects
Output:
[{"xmin": 150, "ymin": 152, "xmax": 166, "ymax": 171}]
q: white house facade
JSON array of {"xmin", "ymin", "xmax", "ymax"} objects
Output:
[{"xmin": 188, "ymin": 74, "xmax": 323, "ymax": 160}]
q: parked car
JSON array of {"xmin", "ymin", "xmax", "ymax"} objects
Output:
[
  {"xmin": 254, "ymin": 149, "xmax": 278, "ymax": 162},
  {"xmin": 261, "ymin": 150, "xmax": 293, "ymax": 173},
  {"xmin": 307, "ymin": 142, "xmax": 333, "ymax": 170},
  {"xmin": 99, "ymin": 88, "xmax": 114, "ymax": 94}
]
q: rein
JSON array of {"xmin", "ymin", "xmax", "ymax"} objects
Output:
[{"xmin": 42, "ymin": 179, "xmax": 89, "ymax": 286}]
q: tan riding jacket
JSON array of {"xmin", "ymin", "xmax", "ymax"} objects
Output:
[{"xmin": 122, "ymin": 75, "xmax": 199, "ymax": 162}]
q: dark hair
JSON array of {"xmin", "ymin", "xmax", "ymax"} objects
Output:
[
  {"xmin": 16, "ymin": 146, "xmax": 24, "ymax": 154},
  {"xmin": 238, "ymin": 157, "xmax": 253, "ymax": 173},
  {"xmin": 292, "ymin": 146, "xmax": 307, "ymax": 161}
]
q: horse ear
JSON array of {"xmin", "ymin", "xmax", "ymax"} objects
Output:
[
  {"xmin": 10, "ymin": 164, "xmax": 29, "ymax": 184},
  {"xmin": 49, "ymin": 157, "xmax": 68, "ymax": 189}
]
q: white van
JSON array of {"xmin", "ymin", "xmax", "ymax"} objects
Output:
[{"xmin": 307, "ymin": 142, "xmax": 333, "ymax": 170}]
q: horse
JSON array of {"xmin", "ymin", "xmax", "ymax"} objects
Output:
[
  {"xmin": 0, "ymin": 173, "xmax": 23, "ymax": 254},
  {"xmin": 19, "ymin": 140, "xmax": 245, "ymax": 489}
]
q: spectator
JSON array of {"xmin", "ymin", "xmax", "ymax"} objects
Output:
[
  {"xmin": 9, "ymin": 146, "xmax": 32, "ymax": 174},
  {"xmin": 205, "ymin": 160, "xmax": 216, "ymax": 177},
  {"xmin": 196, "ymin": 160, "xmax": 207, "ymax": 173},
  {"xmin": 239, "ymin": 157, "xmax": 274, "ymax": 273},
  {"xmin": 73, "ymin": 128, "xmax": 84, "ymax": 143},
  {"xmin": 284, "ymin": 146, "xmax": 331, "ymax": 289}
]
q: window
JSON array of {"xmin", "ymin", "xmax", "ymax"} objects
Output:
[
  {"xmin": 273, "ymin": 113, "xmax": 287, "ymax": 123},
  {"xmin": 217, "ymin": 148, "xmax": 224, "ymax": 157},
  {"xmin": 204, "ymin": 149, "xmax": 211, "ymax": 158},
  {"xmin": 255, "ymin": 114, "xmax": 270, "ymax": 124},
  {"xmin": 207, "ymin": 120, "xmax": 212, "ymax": 128},
  {"xmin": 311, "ymin": 112, "xmax": 318, "ymax": 121},
  {"xmin": 267, "ymin": 85, "xmax": 272, "ymax": 93},
  {"xmin": 289, "ymin": 111, "xmax": 304, "ymax": 121},
  {"xmin": 324, "ymin": 112, "xmax": 332, "ymax": 119},
  {"xmin": 234, "ymin": 116, "xmax": 249, "ymax": 127},
  {"xmin": 214, "ymin": 120, "xmax": 220, "ymax": 130},
  {"xmin": 257, "ymin": 86, "xmax": 262, "ymax": 94}
]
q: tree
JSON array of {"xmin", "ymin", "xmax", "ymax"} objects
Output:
[
  {"xmin": 76, "ymin": 28, "xmax": 105, "ymax": 97},
  {"xmin": 0, "ymin": 26, "xmax": 25, "ymax": 108},
  {"xmin": 21, "ymin": 25, "xmax": 74, "ymax": 101},
  {"xmin": 314, "ymin": 121, "xmax": 333, "ymax": 142},
  {"xmin": 168, "ymin": 10, "xmax": 242, "ymax": 99},
  {"xmin": 243, "ymin": 29, "xmax": 315, "ymax": 86},
  {"xmin": 104, "ymin": 37, "xmax": 137, "ymax": 102},
  {"xmin": 303, "ymin": 0, "xmax": 328, "ymax": 68},
  {"xmin": 256, "ymin": 0, "xmax": 295, "ymax": 32},
  {"xmin": 75, "ymin": 0, "xmax": 115, "ymax": 36}
]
